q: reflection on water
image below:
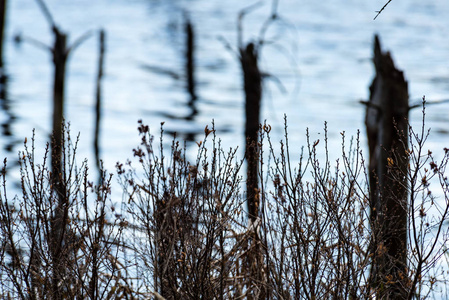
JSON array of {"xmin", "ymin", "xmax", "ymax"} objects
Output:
[
  {"xmin": 0, "ymin": 73, "xmax": 17, "ymax": 153},
  {"xmin": 0, "ymin": 0, "xmax": 448, "ymax": 177},
  {"xmin": 0, "ymin": 0, "xmax": 14, "ymax": 153},
  {"xmin": 142, "ymin": 16, "xmax": 201, "ymax": 142}
]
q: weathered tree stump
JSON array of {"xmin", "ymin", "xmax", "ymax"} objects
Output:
[{"xmin": 365, "ymin": 34, "xmax": 409, "ymax": 298}]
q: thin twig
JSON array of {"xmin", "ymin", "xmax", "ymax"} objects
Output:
[
  {"xmin": 35, "ymin": 0, "xmax": 56, "ymax": 28},
  {"xmin": 16, "ymin": 35, "xmax": 51, "ymax": 52},
  {"xmin": 238, "ymin": 1, "xmax": 264, "ymax": 49},
  {"xmin": 67, "ymin": 30, "xmax": 94, "ymax": 56},
  {"xmin": 374, "ymin": 0, "xmax": 393, "ymax": 20}
]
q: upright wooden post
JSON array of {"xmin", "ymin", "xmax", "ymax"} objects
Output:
[{"xmin": 365, "ymin": 34, "xmax": 409, "ymax": 298}]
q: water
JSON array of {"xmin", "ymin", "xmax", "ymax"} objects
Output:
[
  {"xmin": 1, "ymin": 0, "xmax": 449, "ymax": 181},
  {"xmin": 1, "ymin": 1, "xmax": 449, "ymax": 296}
]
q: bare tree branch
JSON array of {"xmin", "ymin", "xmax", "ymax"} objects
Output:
[{"xmin": 374, "ymin": 0, "xmax": 393, "ymax": 20}]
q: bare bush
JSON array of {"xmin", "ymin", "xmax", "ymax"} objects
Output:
[
  {"xmin": 0, "ymin": 126, "xmax": 126, "ymax": 299},
  {"xmin": 118, "ymin": 121, "xmax": 249, "ymax": 299},
  {"xmin": 1, "ymin": 108, "xmax": 449, "ymax": 299},
  {"xmin": 404, "ymin": 105, "xmax": 449, "ymax": 299},
  {"xmin": 118, "ymin": 111, "xmax": 449, "ymax": 299},
  {"xmin": 257, "ymin": 120, "xmax": 373, "ymax": 299}
]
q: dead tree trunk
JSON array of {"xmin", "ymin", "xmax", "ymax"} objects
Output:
[
  {"xmin": 94, "ymin": 29, "xmax": 105, "ymax": 179},
  {"xmin": 51, "ymin": 27, "xmax": 68, "ymax": 182},
  {"xmin": 185, "ymin": 17, "xmax": 198, "ymax": 122},
  {"xmin": 240, "ymin": 42, "xmax": 261, "ymax": 224},
  {"xmin": 32, "ymin": 0, "xmax": 91, "ymax": 183},
  {"xmin": 240, "ymin": 41, "xmax": 266, "ymax": 300},
  {"xmin": 365, "ymin": 34, "xmax": 409, "ymax": 299},
  {"xmin": 185, "ymin": 18, "xmax": 196, "ymax": 101},
  {"xmin": 33, "ymin": 2, "xmax": 91, "ymax": 296},
  {"xmin": 48, "ymin": 26, "xmax": 70, "ymax": 300}
]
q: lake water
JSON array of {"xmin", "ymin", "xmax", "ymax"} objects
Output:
[
  {"xmin": 1, "ymin": 2, "xmax": 449, "ymax": 297},
  {"xmin": 1, "ymin": 0, "xmax": 449, "ymax": 184}
]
